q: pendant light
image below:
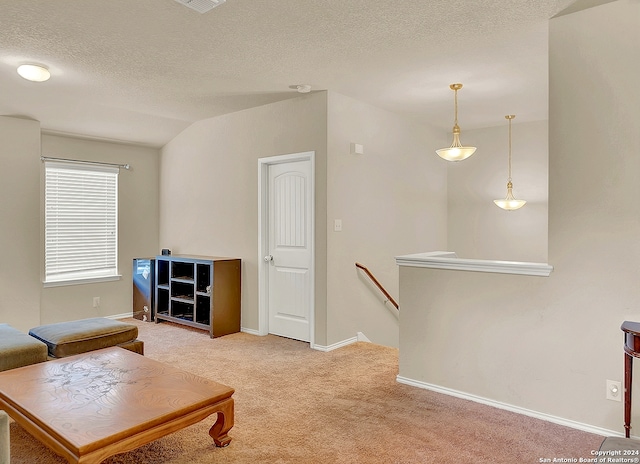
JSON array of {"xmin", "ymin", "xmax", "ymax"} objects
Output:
[
  {"xmin": 436, "ymin": 83, "xmax": 476, "ymax": 161},
  {"xmin": 494, "ymin": 115, "xmax": 526, "ymax": 210}
]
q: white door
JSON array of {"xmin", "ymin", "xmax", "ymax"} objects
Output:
[{"xmin": 265, "ymin": 157, "xmax": 313, "ymax": 342}]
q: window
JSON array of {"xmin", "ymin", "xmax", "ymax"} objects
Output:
[{"xmin": 44, "ymin": 160, "xmax": 119, "ymax": 285}]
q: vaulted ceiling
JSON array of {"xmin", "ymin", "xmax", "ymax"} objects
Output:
[{"xmin": 0, "ymin": 0, "xmax": 614, "ymax": 147}]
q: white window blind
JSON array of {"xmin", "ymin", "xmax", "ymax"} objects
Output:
[{"xmin": 44, "ymin": 161, "xmax": 119, "ymax": 284}]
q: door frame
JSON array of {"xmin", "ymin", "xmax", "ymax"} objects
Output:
[{"xmin": 258, "ymin": 151, "xmax": 315, "ymax": 345}]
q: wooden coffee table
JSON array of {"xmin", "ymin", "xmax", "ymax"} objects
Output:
[{"xmin": 0, "ymin": 347, "xmax": 234, "ymax": 463}]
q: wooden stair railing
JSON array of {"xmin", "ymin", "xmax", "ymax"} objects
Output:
[{"xmin": 355, "ymin": 262, "xmax": 399, "ymax": 310}]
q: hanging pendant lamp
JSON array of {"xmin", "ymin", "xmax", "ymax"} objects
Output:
[
  {"xmin": 436, "ymin": 83, "xmax": 476, "ymax": 161},
  {"xmin": 494, "ymin": 115, "xmax": 526, "ymax": 210}
]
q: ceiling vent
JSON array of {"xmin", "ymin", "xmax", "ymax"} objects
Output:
[{"xmin": 174, "ymin": 0, "xmax": 226, "ymax": 14}]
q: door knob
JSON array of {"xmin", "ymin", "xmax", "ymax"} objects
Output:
[{"xmin": 264, "ymin": 255, "xmax": 274, "ymax": 262}]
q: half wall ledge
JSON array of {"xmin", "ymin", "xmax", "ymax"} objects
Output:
[{"xmin": 395, "ymin": 251, "xmax": 553, "ymax": 277}]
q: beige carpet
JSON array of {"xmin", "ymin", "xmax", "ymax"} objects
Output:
[{"xmin": 9, "ymin": 320, "xmax": 603, "ymax": 463}]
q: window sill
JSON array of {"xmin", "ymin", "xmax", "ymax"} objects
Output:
[{"xmin": 43, "ymin": 275, "xmax": 122, "ymax": 288}]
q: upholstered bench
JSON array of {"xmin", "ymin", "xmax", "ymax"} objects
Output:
[
  {"xmin": 0, "ymin": 323, "xmax": 48, "ymax": 372},
  {"xmin": 28, "ymin": 317, "xmax": 144, "ymax": 359}
]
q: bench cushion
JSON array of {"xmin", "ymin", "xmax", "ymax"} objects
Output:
[
  {"xmin": 0, "ymin": 324, "xmax": 48, "ymax": 371},
  {"xmin": 29, "ymin": 317, "xmax": 138, "ymax": 358}
]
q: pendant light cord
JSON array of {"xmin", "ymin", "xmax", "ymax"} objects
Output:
[
  {"xmin": 453, "ymin": 88, "xmax": 459, "ymax": 127},
  {"xmin": 507, "ymin": 117, "xmax": 512, "ymax": 182},
  {"xmin": 450, "ymin": 83, "xmax": 463, "ymax": 134},
  {"xmin": 505, "ymin": 115, "xmax": 515, "ymax": 183}
]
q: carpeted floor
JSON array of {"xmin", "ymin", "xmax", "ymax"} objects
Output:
[{"xmin": 8, "ymin": 319, "xmax": 604, "ymax": 463}]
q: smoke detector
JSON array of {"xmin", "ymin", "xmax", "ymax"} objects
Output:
[{"xmin": 174, "ymin": 0, "xmax": 226, "ymax": 14}]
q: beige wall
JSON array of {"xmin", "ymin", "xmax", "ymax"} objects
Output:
[
  {"xmin": 39, "ymin": 135, "xmax": 160, "ymax": 324},
  {"xmin": 0, "ymin": 123, "xmax": 159, "ymax": 332},
  {"xmin": 546, "ymin": 0, "xmax": 640, "ymax": 429},
  {"xmin": 448, "ymin": 120, "xmax": 548, "ymax": 262},
  {"xmin": 398, "ymin": 0, "xmax": 640, "ymax": 433},
  {"xmin": 0, "ymin": 117, "xmax": 42, "ymax": 331},
  {"xmin": 159, "ymin": 92, "xmax": 328, "ymax": 344},
  {"xmin": 326, "ymin": 92, "xmax": 447, "ymax": 347},
  {"xmin": 159, "ymin": 91, "xmax": 449, "ymax": 349}
]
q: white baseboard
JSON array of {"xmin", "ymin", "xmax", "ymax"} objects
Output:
[
  {"xmin": 241, "ymin": 327, "xmax": 261, "ymax": 336},
  {"xmin": 396, "ymin": 375, "xmax": 620, "ymax": 438},
  {"xmin": 313, "ymin": 332, "xmax": 373, "ymax": 351},
  {"xmin": 238, "ymin": 329, "xmax": 361, "ymax": 350},
  {"xmin": 312, "ymin": 336, "xmax": 358, "ymax": 352},
  {"xmin": 106, "ymin": 312, "xmax": 135, "ymax": 320}
]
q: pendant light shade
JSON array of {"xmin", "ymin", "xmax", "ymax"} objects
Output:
[
  {"xmin": 436, "ymin": 83, "xmax": 476, "ymax": 162},
  {"xmin": 494, "ymin": 115, "xmax": 526, "ymax": 210}
]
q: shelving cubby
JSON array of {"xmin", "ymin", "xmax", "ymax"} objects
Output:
[{"xmin": 154, "ymin": 255, "xmax": 241, "ymax": 338}]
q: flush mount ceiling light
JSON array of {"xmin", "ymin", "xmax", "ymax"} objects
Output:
[
  {"xmin": 494, "ymin": 115, "xmax": 526, "ymax": 211},
  {"xmin": 174, "ymin": 0, "xmax": 226, "ymax": 14},
  {"xmin": 436, "ymin": 83, "xmax": 476, "ymax": 162},
  {"xmin": 17, "ymin": 64, "xmax": 50, "ymax": 82},
  {"xmin": 296, "ymin": 84, "xmax": 312, "ymax": 94}
]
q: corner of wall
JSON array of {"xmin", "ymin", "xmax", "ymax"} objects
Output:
[{"xmin": 0, "ymin": 116, "xmax": 42, "ymax": 331}]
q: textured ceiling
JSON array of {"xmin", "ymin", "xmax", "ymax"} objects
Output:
[{"xmin": 0, "ymin": 0, "xmax": 613, "ymax": 147}]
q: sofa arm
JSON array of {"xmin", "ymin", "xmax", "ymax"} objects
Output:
[{"xmin": 0, "ymin": 410, "xmax": 8, "ymax": 464}]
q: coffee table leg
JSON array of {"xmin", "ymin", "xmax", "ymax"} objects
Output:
[
  {"xmin": 625, "ymin": 351, "xmax": 633, "ymax": 438},
  {"xmin": 209, "ymin": 398, "xmax": 234, "ymax": 447}
]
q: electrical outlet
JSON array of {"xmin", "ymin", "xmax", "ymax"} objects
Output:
[
  {"xmin": 93, "ymin": 297, "xmax": 100, "ymax": 308},
  {"xmin": 334, "ymin": 219, "xmax": 342, "ymax": 232},
  {"xmin": 606, "ymin": 379, "xmax": 622, "ymax": 402}
]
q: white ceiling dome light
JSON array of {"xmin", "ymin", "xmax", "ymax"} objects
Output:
[{"xmin": 17, "ymin": 64, "xmax": 51, "ymax": 82}]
